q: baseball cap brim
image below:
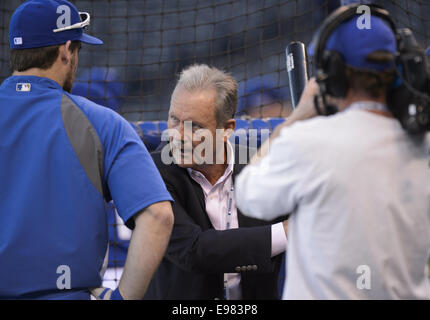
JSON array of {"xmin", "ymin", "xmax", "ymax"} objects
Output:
[{"xmin": 78, "ymin": 32, "xmax": 103, "ymax": 45}]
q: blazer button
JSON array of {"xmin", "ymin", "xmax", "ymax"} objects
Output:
[
  {"xmin": 235, "ymin": 266, "xmax": 241, "ymax": 272},
  {"xmin": 241, "ymin": 266, "xmax": 247, "ymax": 272},
  {"xmin": 252, "ymin": 265, "xmax": 258, "ymax": 271},
  {"xmin": 246, "ymin": 265, "xmax": 252, "ymax": 271}
]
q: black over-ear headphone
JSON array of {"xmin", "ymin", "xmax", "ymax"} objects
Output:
[{"xmin": 311, "ymin": 4, "xmax": 430, "ymax": 134}]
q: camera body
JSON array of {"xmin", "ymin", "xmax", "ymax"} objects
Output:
[{"xmin": 387, "ymin": 28, "xmax": 430, "ymax": 134}]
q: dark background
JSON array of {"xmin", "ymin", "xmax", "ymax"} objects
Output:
[{"xmin": 1, "ymin": 0, "xmax": 429, "ymax": 121}]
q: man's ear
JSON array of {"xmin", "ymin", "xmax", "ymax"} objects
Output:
[
  {"xmin": 59, "ymin": 40, "xmax": 72, "ymax": 65},
  {"xmin": 223, "ymin": 119, "xmax": 236, "ymax": 141}
]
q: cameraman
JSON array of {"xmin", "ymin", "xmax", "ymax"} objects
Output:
[{"xmin": 235, "ymin": 12, "xmax": 430, "ymax": 299}]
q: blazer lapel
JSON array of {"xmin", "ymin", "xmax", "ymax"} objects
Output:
[{"xmin": 190, "ymin": 176, "xmax": 206, "ymax": 213}]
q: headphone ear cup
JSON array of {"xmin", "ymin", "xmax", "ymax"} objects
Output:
[{"xmin": 322, "ymin": 51, "xmax": 348, "ymax": 98}]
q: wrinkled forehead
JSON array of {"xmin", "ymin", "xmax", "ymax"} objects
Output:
[{"xmin": 169, "ymin": 86, "xmax": 218, "ymax": 122}]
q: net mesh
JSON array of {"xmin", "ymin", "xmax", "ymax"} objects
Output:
[
  {"xmin": 2, "ymin": 1, "xmax": 429, "ymax": 122},
  {"xmin": 1, "ymin": 0, "xmax": 342, "ymax": 121},
  {"xmin": 1, "ymin": 0, "xmax": 430, "ymax": 288}
]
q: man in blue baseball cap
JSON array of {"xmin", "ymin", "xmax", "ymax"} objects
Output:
[
  {"xmin": 9, "ymin": 0, "xmax": 103, "ymax": 93},
  {"xmin": 0, "ymin": 0, "xmax": 174, "ymax": 300},
  {"xmin": 235, "ymin": 6, "xmax": 430, "ymax": 299}
]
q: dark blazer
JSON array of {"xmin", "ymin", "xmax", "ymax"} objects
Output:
[{"xmin": 144, "ymin": 143, "xmax": 285, "ymax": 300}]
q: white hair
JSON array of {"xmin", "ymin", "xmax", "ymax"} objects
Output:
[{"xmin": 174, "ymin": 64, "xmax": 238, "ymax": 125}]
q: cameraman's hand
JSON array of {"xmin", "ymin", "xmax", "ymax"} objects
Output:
[
  {"xmin": 269, "ymin": 78, "xmax": 320, "ymax": 140},
  {"xmin": 288, "ymin": 77, "xmax": 320, "ymax": 123}
]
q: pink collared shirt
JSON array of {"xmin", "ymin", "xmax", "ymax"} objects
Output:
[{"xmin": 188, "ymin": 141, "xmax": 287, "ymax": 300}]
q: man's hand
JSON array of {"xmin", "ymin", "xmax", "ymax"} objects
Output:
[
  {"xmin": 274, "ymin": 77, "xmax": 320, "ymax": 136},
  {"xmin": 288, "ymin": 77, "xmax": 320, "ymax": 123}
]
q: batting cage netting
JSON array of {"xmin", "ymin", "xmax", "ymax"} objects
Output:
[
  {"xmin": 1, "ymin": 0, "xmax": 428, "ymax": 122},
  {"xmin": 1, "ymin": 0, "xmax": 429, "ymax": 288}
]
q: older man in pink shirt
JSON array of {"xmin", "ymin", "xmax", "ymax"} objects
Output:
[{"xmin": 144, "ymin": 64, "xmax": 288, "ymax": 300}]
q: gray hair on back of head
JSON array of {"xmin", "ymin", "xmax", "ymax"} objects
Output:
[{"xmin": 174, "ymin": 64, "xmax": 238, "ymax": 126}]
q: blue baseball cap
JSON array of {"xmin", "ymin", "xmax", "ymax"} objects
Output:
[
  {"xmin": 9, "ymin": 0, "xmax": 103, "ymax": 49},
  {"xmin": 309, "ymin": 15, "xmax": 396, "ymax": 71}
]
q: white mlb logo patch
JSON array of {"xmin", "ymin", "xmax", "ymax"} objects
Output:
[
  {"xmin": 13, "ymin": 37, "xmax": 22, "ymax": 45},
  {"xmin": 16, "ymin": 83, "xmax": 31, "ymax": 92}
]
